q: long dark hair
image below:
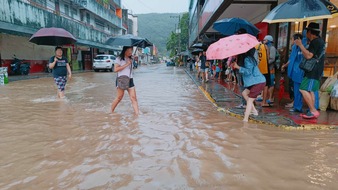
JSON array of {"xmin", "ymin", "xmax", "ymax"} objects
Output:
[
  {"xmin": 237, "ymin": 48, "xmax": 256, "ymax": 67},
  {"xmin": 119, "ymin": 46, "xmax": 132, "ymax": 61}
]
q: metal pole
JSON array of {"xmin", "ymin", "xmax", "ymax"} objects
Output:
[{"xmin": 178, "ymin": 15, "xmax": 181, "ymax": 54}]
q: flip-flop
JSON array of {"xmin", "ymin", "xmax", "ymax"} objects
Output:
[
  {"xmin": 261, "ymin": 104, "xmax": 272, "ymax": 107},
  {"xmin": 267, "ymin": 99, "xmax": 274, "ymax": 104}
]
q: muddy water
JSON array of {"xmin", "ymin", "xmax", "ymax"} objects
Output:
[{"xmin": 0, "ymin": 64, "xmax": 337, "ymax": 190}]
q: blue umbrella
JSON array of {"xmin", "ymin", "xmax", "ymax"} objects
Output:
[
  {"xmin": 213, "ymin": 18, "xmax": 260, "ymax": 36},
  {"xmin": 262, "ymin": 0, "xmax": 338, "ymax": 23}
]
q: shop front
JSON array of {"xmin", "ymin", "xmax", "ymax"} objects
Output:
[{"xmin": 276, "ymin": 0, "xmax": 338, "ymax": 78}]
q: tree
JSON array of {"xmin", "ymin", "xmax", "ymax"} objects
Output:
[{"xmin": 166, "ymin": 13, "xmax": 189, "ymax": 57}]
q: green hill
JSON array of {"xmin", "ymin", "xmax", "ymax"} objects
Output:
[{"xmin": 137, "ymin": 13, "xmax": 185, "ymax": 56}]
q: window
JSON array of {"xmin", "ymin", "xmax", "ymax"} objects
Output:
[
  {"xmin": 86, "ymin": 13, "xmax": 90, "ymax": 23},
  {"xmin": 64, "ymin": 4, "xmax": 69, "ymax": 16},
  {"xmin": 72, "ymin": 8, "xmax": 77, "ymax": 16},
  {"xmin": 95, "ymin": 18, "xmax": 105, "ymax": 30}
]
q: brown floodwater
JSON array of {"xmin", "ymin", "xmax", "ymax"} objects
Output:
[{"xmin": 0, "ymin": 64, "xmax": 337, "ymax": 190}]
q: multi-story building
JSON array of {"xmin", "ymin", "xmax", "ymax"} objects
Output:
[
  {"xmin": 189, "ymin": 0, "xmax": 338, "ymax": 78},
  {"xmin": 128, "ymin": 13, "xmax": 138, "ymax": 36},
  {"xmin": 0, "ymin": 0, "xmax": 124, "ymax": 72}
]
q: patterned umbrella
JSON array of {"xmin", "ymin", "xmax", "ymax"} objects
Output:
[
  {"xmin": 263, "ymin": 0, "xmax": 338, "ymax": 23},
  {"xmin": 206, "ymin": 34, "xmax": 259, "ymax": 60}
]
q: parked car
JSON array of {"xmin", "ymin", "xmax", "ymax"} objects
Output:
[
  {"xmin": 166, "ymin": 60, "xmax": 175, "ymax": 66},
  {"xmin": 93, "ymin": 55, "xmax": 116, "ymax": 72}
]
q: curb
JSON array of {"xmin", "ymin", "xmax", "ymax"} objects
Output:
[{"xmin": 185, "ymin": 69, "xmax": 337, "ymax": 130}]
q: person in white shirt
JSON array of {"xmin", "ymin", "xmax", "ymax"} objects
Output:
[{"xmin": 111, "ymin": 46, "xmax": 139, "ymax": 115}]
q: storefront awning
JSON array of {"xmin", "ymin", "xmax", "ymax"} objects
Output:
[
  {"xmin": 76, "ymin": 39, "xmax": 122, "ymax": 51},
  {"xmin": 205, "ymin": 0, "xmax": 277, "ymax": 33}
]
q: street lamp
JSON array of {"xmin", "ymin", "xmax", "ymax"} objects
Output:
[{"xmin": 170, "ymin": 15, "xmax": 181, "ymax": 55}]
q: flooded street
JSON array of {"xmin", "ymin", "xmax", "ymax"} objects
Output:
[{"xmin": 0, "ymin": 64, "xmax": 337, "ymax": 190}]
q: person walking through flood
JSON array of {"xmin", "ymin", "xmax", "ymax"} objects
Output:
[
  {"xmin": 232, "ymin": 48, "xmax": 266, "ymax": 122},
  {"xmin": 111, "ymin": 46, "xmax": 139, "ymax": 115},
  {"xmin": 49, "ymin": 46, "xmax": 72, "ymax": 99}
]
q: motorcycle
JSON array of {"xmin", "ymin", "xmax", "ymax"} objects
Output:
[{"xmin": 10, "ymin": 55, "xmax": 31, "ymax": 75}]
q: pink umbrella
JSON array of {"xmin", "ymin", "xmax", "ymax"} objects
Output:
[{"xmin": 206, "ymin": 34, "xmax": 259, "ymax": 60}]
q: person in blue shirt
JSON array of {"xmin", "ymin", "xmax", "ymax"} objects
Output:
[
  {"xmin": 281, "ymin": 33, "xmax": 306, "ymax": 113},
  {"xmin": 49, "ymin": 47, "xmax": 72, "ymax": 99},
  {"xmin": 233, "ymin": 48, "xmax": 266, "ymax": 122}
]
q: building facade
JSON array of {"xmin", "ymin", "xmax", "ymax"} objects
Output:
[
  {"xmin": 0, "ymin": 0, "xmax": 124, "ymax": 73},
  {"xmin": 128, "ymin": 13, "xmax": 138, "ymax": 36},
  {"xmin": 189, "ymin": 0, "xmax": 338, "ymax": 77}
]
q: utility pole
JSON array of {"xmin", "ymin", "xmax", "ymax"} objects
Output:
[{"xmin": 170, "ymin": 15, "xmax": 181, "ymax": 55}]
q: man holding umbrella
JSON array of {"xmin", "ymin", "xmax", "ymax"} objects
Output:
[
  {"xmin": 49, "ymin": 46, "xmax": 72, "ymax": 99},
  {"xmin": 295, "ymin": 22, "xmax": 325, "ymax": 119}
]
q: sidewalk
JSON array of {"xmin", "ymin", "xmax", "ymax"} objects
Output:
[{"xmin": 185, "ymin": 69, "xmax": 338, "ymax": 130}]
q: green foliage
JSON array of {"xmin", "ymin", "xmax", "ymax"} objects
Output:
[
  {"xmin": 137, "ymin": 13, "xmax": 188, "ymax": 56},
  {"xmin": 166, "ymin": 13, "xmax": 189, "ymax": 57}
]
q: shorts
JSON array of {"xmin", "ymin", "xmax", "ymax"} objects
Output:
[
  {"xmin": 200, "ymin": 68, "xmax": 205, "ymax": 72},
  {"xmin": 115, "ymin": 78, "xmax": 135, "ymax": 89},
  {"xmin": 54, "ymin": 76, "xmax": 67, "ymax": 92},
  {"xmin": 263, "ymin": 74, "xmax": 271, "ymax": 87},
  {"xmin": 247, "ymin": 82, "xmax": 266, "ymax": 98},
  {"xmin": 205, "ymin": 68, "xmax": 209, "ymax": 72},
  {"xmin": 300, "ymin": 77, "xmax": 319, "ymax": 92},
  {"xmin": 270, "ymin": 74, "xmax": 275, "ymax": 87}
]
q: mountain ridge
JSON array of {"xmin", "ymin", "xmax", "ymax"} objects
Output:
[{"xmin": 136, "ymin": 13, "xmax": 186, "ymax": 55}]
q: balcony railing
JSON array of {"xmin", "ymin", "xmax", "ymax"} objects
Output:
[{"xmin": 0, "ymin": 0, "xmax": 119, "ymax": 44}]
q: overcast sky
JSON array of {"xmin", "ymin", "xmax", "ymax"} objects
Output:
[{"xmin": 122, "ymin": 0, "xmax": 190, "ymax": 14}]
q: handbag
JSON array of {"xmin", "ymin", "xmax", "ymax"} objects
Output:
[
  {"xmin": 299, "ymin": 48, "xmax": 325, "ymax": 72},
  {"xmin": 117, "ymin": 59, "xmax": 132, "ymax": 90}
]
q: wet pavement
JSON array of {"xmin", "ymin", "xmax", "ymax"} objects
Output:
[
  {"xmin": 185, "ymin": 68, "xmax": 338, "ymax": 129},
  {"xmin": 0, "ymin": 64, "xmax": 338, "ymax": 189}
]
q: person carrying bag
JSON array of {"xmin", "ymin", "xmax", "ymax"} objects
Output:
[{"xmin": 111, "ymin": 46, "xmax": 139, "ymax": 115}]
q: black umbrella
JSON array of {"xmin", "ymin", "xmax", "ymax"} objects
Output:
[
  {"xmin": 29, "ymin": 27, "xmax": 77, "ymax": 46},
  {"xmin": 262, "ymin": 0, "xmax": 338, "ymax": 23},
  {"xmin": 192, "ymin": 43, "xmax": 208, "ymax": 50},
  {"xmin": 134, "ymin": 38, "xmax": 153, "ymax": 48},
  {"xmin": 180, "ymin": 50, "xmax": 191, "ymax": 56},
  {"xmin": 105, "ymin": 34, "xmax": 150, "ymax": 47},
  {"xmin": 191, "ymin": 48, "xmax": 204, "ymax": 55}
]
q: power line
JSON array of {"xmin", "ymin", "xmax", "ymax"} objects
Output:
[{"xmin": 136, "ymin": 0, "xmax": 157, "ymax": 13}]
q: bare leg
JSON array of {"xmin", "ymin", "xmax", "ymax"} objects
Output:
[
  {"xmin": 59, "ymin": 91, "xmax": 65, "ymax": 98},
  {"xmin": 242, "ymin": 89, "xmax": 249, "ymax": 101},
  {"xmin": 262, "ymin": 86, "xmax": 269, "ymax": 106},
  {"xmin": 268, "ymin": 86, "xmax": 275, "ymax": 102},
  {"xmin": 111, "ymin": 88, "xmax": 125, "ymax": 112},
  {"xmin": 127, "ymin": 87, "xmax": 139, "ymax": 115},
  {"xmin": 300, "ymin": 90, "xmax": 316, "ymax": 113},
  {"xmin": 244, "ymin": 98, "xmax": 255, "ymax": 122},
  {"xmin": 242, "ymin": 89, "xmax": 250, "ymax": 121}
]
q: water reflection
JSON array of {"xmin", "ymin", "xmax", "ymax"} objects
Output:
[{"xmin": 0, "ymin": 64, "xmax": 337, "ymax": 189}]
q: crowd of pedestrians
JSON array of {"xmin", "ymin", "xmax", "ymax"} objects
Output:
[{"xmin": 189, "ymin": 22, "xmax": 325, "ymax": 121}]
